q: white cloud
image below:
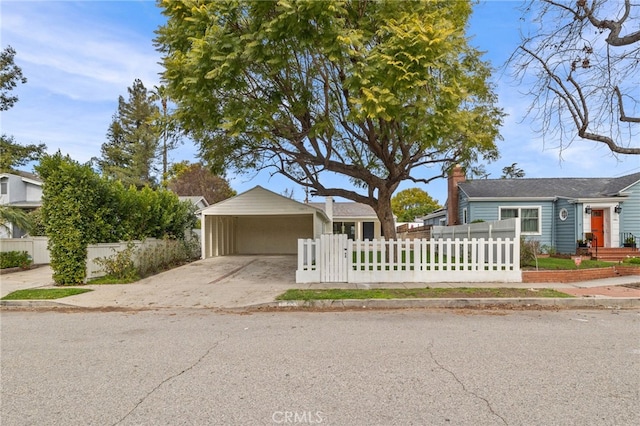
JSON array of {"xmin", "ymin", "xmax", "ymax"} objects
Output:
[{"xmin": 2, "ymin": 2, "xmax": 162, "ymax": 102}]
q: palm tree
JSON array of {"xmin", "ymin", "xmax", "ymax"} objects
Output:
[
  {"xmin": 0, "ymin": 206, "xmax": 32, "ymax": 237},
  {"xmin": 149, "ymin": 85, "xmax": 182, "ymax": 187}
]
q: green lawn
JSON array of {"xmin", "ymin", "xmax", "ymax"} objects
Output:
[
  {"xmin": 527, "ymin": 257, "xmax": 620, "ymax": 270},
  {"xmin": 1, "ymin": 288, "xmax": 92, "ymax": 300},
  {"xmin": 277, "ymin": 287, "xmax": 572, "ymax": 301}
]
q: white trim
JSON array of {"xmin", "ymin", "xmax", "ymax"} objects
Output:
[
  {"xmin": 582, "ymin": 202, "xmax": 621, "ymax": 247},
  {"xmin": 499, "ymin": 205, "xmax": 542, "ymax": 235},
  {"xmin": 559, "ymin": 208, "xmax": 568, "ymax": 221}
]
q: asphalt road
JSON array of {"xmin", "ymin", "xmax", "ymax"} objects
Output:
[{"xmin": 1, "ymin": 308, "xmax": 638, "ymax": 425}]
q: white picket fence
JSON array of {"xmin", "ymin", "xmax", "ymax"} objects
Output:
[
  {"xmin": 0, "ymin": 237, "xmax": 50, "ymax": 264},
  {"xmin": 296, "ymin": 234, "xmax": 521, "ymax": 284}
]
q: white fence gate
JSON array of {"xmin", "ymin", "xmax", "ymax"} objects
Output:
[{"xmin": 319, "ymin": 234, "xmax": 348, "ymax": 282}]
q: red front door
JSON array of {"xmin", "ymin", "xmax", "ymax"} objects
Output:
[{"xmin": 591, "ymin": 210, "xmax": 604, "ymax": 247}]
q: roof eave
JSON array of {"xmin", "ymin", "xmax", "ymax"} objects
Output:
[{"xmin": 466, "ymin": 197, "xmax": 557, "ymax": 202}]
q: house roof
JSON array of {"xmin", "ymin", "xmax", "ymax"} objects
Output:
[
  {"xmin": 458, "ymin": 172, "xmax": 640, "ymax": 199},
  {"xmin": 420, "ymin": 208, "xmax": 446, "ymax": 221},
  {"xmin": 0, "ymin": 171, "xmax": 43, "ymax": 186},
  {"xmin": 200, "ymin": 185, "xmax": 329, "ymax": 221},
  {"xmin": 308, "ymin": 201, "xmax": 378, "ymax": 219},
  {"xmin": 178, "ymin": 195, "xmax": 208, "ymax": 204}
]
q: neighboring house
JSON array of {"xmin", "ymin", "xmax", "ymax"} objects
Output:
[
  {"xmin": 442, "ymin": 165, "xmax": 640, "ymax": 254},
  {"xmin": 309, "ymin": 199, "xmax": 382, "ymax": 241},
  {"xmin": 0, "ymin": 171, "xmax": 43, "ymax": 238},
  {"xmin": 421, "ymin": 207, "xmax": 447, "ymax": 227},
  {"xmin": 178, "ymin": 196, "xmax": 209, "ymax": 214},
  {"xmin": 199, "ymin": 186, "xmax": 383, "ymax": 257}
]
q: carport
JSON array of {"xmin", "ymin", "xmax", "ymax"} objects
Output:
[{"xmin": 200, "ymin": 186, "xmax": 330, "ymax": 257}]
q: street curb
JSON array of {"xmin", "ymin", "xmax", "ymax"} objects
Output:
[
  {"xmin": 261, "ymin": 297, "xmax": 640, "ymax": 310},
  {"xmin": 2, "ymin": 297, "xmax": 638, "ymax": 311},
  {"xmin": 0, "ymin": 300, "xmax": 76, "ymax": 308}
]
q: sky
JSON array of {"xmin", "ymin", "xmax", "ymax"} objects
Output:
[{"xmin": 1, "ymin": 0, "xmax": 638, "ymax": 206}]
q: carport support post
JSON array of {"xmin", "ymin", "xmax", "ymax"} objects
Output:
[{"xmin": 201, "ymin": 212, "xmax": 206, "ymax": 259}]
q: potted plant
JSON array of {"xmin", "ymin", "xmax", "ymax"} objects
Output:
[
  {"xmin": 623, "ymin": 236, "xmax": 636, "ymax": 248},
  {"xmin": 577, "ymin": 239, "xmax": 587, "ymax": 248}
]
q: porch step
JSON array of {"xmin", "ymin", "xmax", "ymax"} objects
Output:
[{"xmin": 588, "ymin": 247, "xmax": 639, "ymax": 262}]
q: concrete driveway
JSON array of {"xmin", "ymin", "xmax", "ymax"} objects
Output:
[
  {"xmin": 2, "ymin": 256, "xmax": 639, "ymax": 309},
  {"xmin": 1, "ymin": 256, "xmax": 300, "ymax": 309},
  {"xmin": 68, "ymin": 255, "xmax": 301, "ymax": 309}
]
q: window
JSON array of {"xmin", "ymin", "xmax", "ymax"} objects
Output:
[
  {"xmin": 559, "ymin": 208, "xmax": 568, "ymax": 221},
  {"xmin": 462, "ymin": 208, "xmax": 468, "ymax": 224},
  {"xmin": 333, "ymin": 221, "xmax": 356, "ymax": 240},
  {"xmin": 499, "ymin": 206, "xmax": 541, "ymax": 234},
  {"xmin": 0, "ymin": 180, "xmax": 7, "ymax": 195}
]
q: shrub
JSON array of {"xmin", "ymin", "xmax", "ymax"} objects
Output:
[
  {"xmin": 136, "ymin": 237, "xmax": 200, "ymax": 278},
  {"xmin": 94, "ymin": 242, "xmax": 138, "ymax": 281},
  {"xmin": 520, "ymin": 237, "xmax": 540, "ymax": 267},
  {"xmin": 94, "ymin": 237, "xmax": 201, "ymax": 282},
  {"xmin": 540, "ymin": 244, "xmax": 557, "ymax": 255},
  {"xmin": 37, "ymin": 153, "xmax": 197, "ymax": 285},
  {"xmin": 0, "ymin": 251, "xmax": 32, "ymax": 269},
  {"xmin": 623, "ymin": 256, "xmax": 640, "ymax": 265}
]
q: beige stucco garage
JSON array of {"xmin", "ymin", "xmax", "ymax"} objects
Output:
[{"xmin": 200, "ymin": 186, "xmax": 330, "ymax": 257}]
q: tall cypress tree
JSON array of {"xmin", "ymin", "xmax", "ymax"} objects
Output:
[{"xmin": 98, "ymin": 79, "xmax": 160, "ymax": 188}]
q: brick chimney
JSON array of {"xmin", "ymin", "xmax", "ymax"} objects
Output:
[
  {"xmin": 447, "ymin": 165, "xmax": 465, "ymax": 225},
  {"xmin": 325, "ymin": 196, "xmax": 334, "ymax": 222}
]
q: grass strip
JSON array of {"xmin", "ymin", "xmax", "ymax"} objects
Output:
[
  {"xmin": 277, "ymin": 287, "xmax": 573, "ymax": 301},
  {"xmin": 1, "ymin": 288, "xmax": 92, "ymax": 300}
]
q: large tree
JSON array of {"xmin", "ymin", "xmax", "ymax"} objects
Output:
[
  {"xmin": 167, "ymin": 161, "xmax": 236, "ymax": 204},
  {"xmin": 156, "ymin": 0, "xmax": 503, "ymax": 238},
  {"xmin": 0, "ymin": 46, "xmax": 26, "ymax": 112},
  {"xmin": 0, "ymin": 138, "xmax": 46, "ymax": 173},
  {"xmin": 513, "ymin": 0, "xmax": 639, "ymax": 156},
  {"xmin": 150, "ymin": 84, "xmax": 183, "ymax": 186},
  {"xmin": 391, "ymin": 188, "xmax": 441, "ymax": 223},
  {"xmin": 500, "ymin": 162, "xmax": 525, "ymax": 179},
  {"xmin": 0, "ymin": 46, "xmax": 46, "ymax": 172},
  {"xmin": 97, "ymin": 79, "xmax": 161, "ymax": 188}
]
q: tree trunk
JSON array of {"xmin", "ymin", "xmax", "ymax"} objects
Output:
[{"xmin": 375, "ymin": 190, "xmax": 397, "ymax": 240}]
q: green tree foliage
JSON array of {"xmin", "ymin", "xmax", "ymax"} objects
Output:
[
  {"xmin": 116, "ymin": 184, "xmax": 195, "ymax": 241},
  {"xmin": 0, "ymin": 138, "xmax": 46, "ymax": 172},
  {"xmin": 97, "ymin": 79, "xmax": 161, "ymax": 188},
  {"xmin": 155, "ymin": 0, "xmax": 503, "ymax": 238},
  {"xmin": 391, "ymin": 188, "xmax": 441, "ymax": 222},
  {"xmin": 0, "ymin": 205, "xmax": 32, "ymax": 237},
  {"xmin": 37, "ymin": 153, "xmax": 118, "ymax": 284},
  {"xmin": 167, "ymin": 162, "xmax": 236, "ymax": 204},
  {"xmin": 0, "ymin": 46, "xmax": 46, "ymax": 172},
  {"xmin": 0, "ymin": 46, "xmax": 26, "ymax": 112},
  {"xmin": 37, "ymin": 152, "xmax": 195, "ymax": 285},
  {"xmin": 27, "ymin": 208, "xmax": 46, "ymax": 236},
  {"xmin": 500, "ymin": 163, "xmax": 525, "ymax": 179},
  {"xmin": 149, "ymin": 84, "xmax": 183, "ymax": 185}
]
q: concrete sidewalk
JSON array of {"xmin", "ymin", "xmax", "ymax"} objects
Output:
[{"xmin": 1, "ymin": 256, "xmax": 639, "ymax": 310}]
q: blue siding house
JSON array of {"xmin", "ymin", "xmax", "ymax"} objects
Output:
[{"xmin": 443, "ymin": 165, "xmax": 640, "ymax": 255}]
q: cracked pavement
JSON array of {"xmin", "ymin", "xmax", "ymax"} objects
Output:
[{"xmin": 2, "ymin": 309, "xmax": 639, "ymax": 425}]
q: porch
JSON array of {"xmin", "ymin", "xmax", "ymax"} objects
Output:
[{"xmin": 585, "ymin": 247, "xmax": 640, "ymax": 262}]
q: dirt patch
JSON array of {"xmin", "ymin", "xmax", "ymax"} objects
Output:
[{"xmin": 559, "ymin": 285, "xmax": 640, "ymax": 298}]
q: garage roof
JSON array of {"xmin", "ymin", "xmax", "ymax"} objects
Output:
[{"xmin": 200, "ymin": 185, "xmax": 329, "ymax": 220}]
